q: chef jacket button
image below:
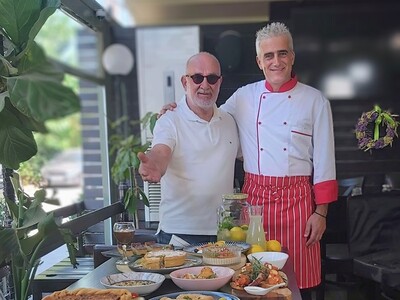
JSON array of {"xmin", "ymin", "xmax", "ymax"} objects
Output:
[
  {"xmin": 262, "ymin": 95, "xmax": 266, "ymax": 99},
  {"xmin": 260, "ymin": 148, "xmax": 264, "ymax": 151},
  {"xmin": 258, "ymin": 121, "xmax": 262, "ymax": 125},
  {"xmin": 288, "ymin": 95, "xmax": 292, "ymax": 99},
  {"xmin": 283, "ymin": 121, "xmax": 287, "ymax": 125},
  {"xmin": 283, "ymin": 148, "xmax": 287, "ymax": 151}
]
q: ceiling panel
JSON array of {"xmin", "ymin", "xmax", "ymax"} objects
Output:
[{"xmin": 123, "ymin": 0, "xmax": 290, "ymax": 26}]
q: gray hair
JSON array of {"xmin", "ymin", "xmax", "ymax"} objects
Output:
[{"xmin": 255, "ymin": 22, "xmax": 294, "ymax": 56}]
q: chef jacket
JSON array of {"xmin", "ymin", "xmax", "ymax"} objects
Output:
[{"xmin": 221, "ymin": 77, "xmax": 337, "ymax": 204}]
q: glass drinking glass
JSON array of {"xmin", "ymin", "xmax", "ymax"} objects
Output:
[{"xmin": 113, "ymin": 221, "xmax": 135, "ymax": 265}]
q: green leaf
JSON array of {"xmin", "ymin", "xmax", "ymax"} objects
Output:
[
  {"xmin": 0, "ymin": 227, "xmax": 19, "ymax": 264},
  {"xmin": 25, "ymin": 0, "xmax": 60, "ymax": 53},
  {"xmin": 0, "ymin": 55, "xmax": 18, "ymax": 76},
  {"xmin": 7, "ymin": 65, "xmax": 80, "ymax": 122},
  {"xmin": 138, "ymin": 188, "xmax": 150, "ymax": 207},
  {"xmin": 149, "ymin": 113, "xmax": 158, "ymax": 134},
  {"xmin": 19, "ymin": 231, "xmax": 43, "ymax": 257},
  {"xmin": 59, "ymin": 228, "xmax": 78, "ymax": 267},
  {"xmin": 0, "ymin": 91, "xmax": 6, "ymax": 111},
  {"xmin": 131, "ymin": 153, "xmax": 140, "ymax": 169},
  {"xmin": 37, "ymin": 213, "xmax": 59, "ymax": 236},
  {"xmin": 4, "ymin": 97, "xmax": 48, "ymax": 132},
  {"xmin": 134, "ymin": 142, "xmax": 151, "ymax": 154},
  {"xmin": 23, "ymin": 204, "xmax": 47, "ymax": 228},
  {"xmin": 0, "ymin": 101, "xmax": 37, "ymax": 169},
  {"xmin": 15, "ymin": 42, "xmax": 48, "ymax": 74},
  {"xmin": 0, "ymin": 0, "xmax": 60, "ymax": 51},
  {"xmin": 0, "ymin": 0, "xmax": 40, "ymax": 47}
]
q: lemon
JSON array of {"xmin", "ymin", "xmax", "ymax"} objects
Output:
[
  {"xmin": 217, "ymin": 229, "xmax": 231, "ymax": 241},
  {"xmin": 247, "ymin": 244, "xmax": 264, "ymax": 254},
  {"xmin": 240, "ymin": 224, "xmax": 249, "ymax": 231},
  {"xmin": 229, "ymin": 226, "xmax": 246, "ymax": 241},
  {"xmin": 215, "ymin": 240, "xmax": 226, "ymax": 246},
  {"xmin": 265, "ymin": 239, "xmax": 282, "ymax": 252}
]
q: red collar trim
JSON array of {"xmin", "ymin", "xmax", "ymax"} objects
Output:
[{"xmin": 265, "ymin": 75, "xmax": 298, "ymax": 92}]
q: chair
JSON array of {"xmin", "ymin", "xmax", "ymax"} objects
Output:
[
  {"xmin": 317, "ymin": 176, "xmax": 364, "ymax": 300},
  {"xmin": 348, "ymin": 191, "xmax": 400, "ymax": 300},
  {"xmin": 385, "ymin": 172, "xmax": 400, "ymax": 191}
]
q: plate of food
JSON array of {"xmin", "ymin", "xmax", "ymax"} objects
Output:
[
  {"xmin": 129, "ymin": 249, "xmax": 202, "ymax": 274},
  {"xmin": 148, "ymin": 291, "xmax": 240, "ymax": 300},
  {"xmin": 183, "ymin": 241, "xmax": 250, "ymax": 256},
  {"xmin": 102, "ymin": 242, "xmax": 175, "ymax": 258},
  {"xmin": 229, "ymin": 260, "xmax": 290, "ymax": 298}
]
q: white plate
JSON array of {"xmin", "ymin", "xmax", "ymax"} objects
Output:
[
  {"xmin": 100, "ymin": 271, "xmax": 165, "ymax": 295},
  {"xmin": 128, "ymin": 256, "xmax": 202, "ymax": 274},
  {"xmin": 183, "ymin": 242, "xmax": 250, "ymax": 256},
  {"xmin": 148, "ymin": 291, "xmax": 240, "ymax": 300}
]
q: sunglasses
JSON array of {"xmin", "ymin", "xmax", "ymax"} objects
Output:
[{"xmin": 186, "ymin": 74, "xmax": 221, "ymax": 85}]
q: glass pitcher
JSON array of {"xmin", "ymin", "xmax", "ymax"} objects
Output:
[{"xmin": 246, "ymin": 205, "xmax": 266, "ymax": 249}]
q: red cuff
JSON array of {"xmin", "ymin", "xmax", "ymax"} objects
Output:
[{"xmin": 314, "ymin": 180, "xmax": 338, "ymax": 204}]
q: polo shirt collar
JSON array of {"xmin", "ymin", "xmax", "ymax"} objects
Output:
[{"xmin": 179, "ymin": 96, "xmax": 220, "ymax": 122}]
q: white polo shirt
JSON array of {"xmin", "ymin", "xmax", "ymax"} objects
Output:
[{"xmin": 152, "ymin": 97, "xmax": 240, "ymax": 235}]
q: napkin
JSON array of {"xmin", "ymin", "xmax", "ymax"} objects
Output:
[{"xmin": 169, "ymin": 235, "xmax": 190, "ymax": 247}]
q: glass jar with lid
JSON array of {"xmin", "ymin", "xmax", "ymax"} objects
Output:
[{"xmin": 217, "ymin": 193, "xmax": 249, "ymax": 242}]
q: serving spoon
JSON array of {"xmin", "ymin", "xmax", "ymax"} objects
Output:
[{"xmin": 244, "ymin": 282, "xmax": 287, "ymax": 296}]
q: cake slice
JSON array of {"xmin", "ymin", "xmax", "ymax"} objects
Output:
[{"xmin": 142, "ymin": 250, "xmax": 186, "ymax": 269}]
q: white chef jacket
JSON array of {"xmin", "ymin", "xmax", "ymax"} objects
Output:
[{"xmin": 221, "ymin": 78, "xmax": 337, "ymax": 204}]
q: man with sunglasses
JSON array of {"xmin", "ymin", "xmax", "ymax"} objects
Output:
[{"xmin": 138, "ymin": 52, "xmax": 240, "ymax": 245}]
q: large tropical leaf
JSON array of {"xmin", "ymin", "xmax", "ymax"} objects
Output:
[
  {"xmin": 0, "ymin": 101, "xmax": 37, "ymax": 169},
  {"xmin": 0, "ymin": 1, "xmax": 40, "ymax": 48},
  {"xmin": 0, "ymin": 54, "xmax": 18, "ymax": 76},
  {"xmin": 0, "ymin": 227, "xmax": 19, "ymax": 263},
  {"xmin": 15, "ymin": 41, "xmax": 48, "ymax": 74},
  {"xmin": 7, "ymin": 68, "xmax": 80, "ymax": 122},
  {"xmin": 0, "ymin": 91, "xmax": 6, "ymax": 111},
  {"xmin": 4, "ymin": 95, "xmax": 47, "ymax": 133},
  {"xmin": 0, "ymin": 0, "xmax": 59, "ymax": 51}
]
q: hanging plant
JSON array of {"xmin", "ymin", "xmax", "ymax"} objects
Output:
[{"xmin": 355, "ymin": 105, "xmax": 399, "ymax": 151}]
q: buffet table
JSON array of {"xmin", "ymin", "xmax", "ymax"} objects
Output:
[{"xmin": 67, "ymin": 255, "xmax": 302, "ymax": 299}]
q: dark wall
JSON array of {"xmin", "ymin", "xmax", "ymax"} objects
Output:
[
  {"xmin": 269, "ymin": 0, "xmax": 400, "ymax": 181},
  {"xmin": 199, "ymin": 22, "xmax": 266, "ymax": 188},
  {"xmin": 111, "ymin": 1, "xmax": 400, "ymax": 206},
  {"xmin": 200, "ymin": 23, "xmax": 265, "ymax": 107}
]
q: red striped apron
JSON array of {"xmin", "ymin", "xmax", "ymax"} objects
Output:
[{"xmin": 242, "ymin": 172, "xmax": 321, "ymax": 289}]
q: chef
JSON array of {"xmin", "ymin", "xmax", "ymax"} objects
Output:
[{"xmin": 220, "ymin": 22, "xmax": 338, "ymax": 298}]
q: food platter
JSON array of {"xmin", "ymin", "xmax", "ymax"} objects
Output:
[
  {"xmin": 183, "ymin": 242, "xmax": 251, "ymax": 256},
  {"xmin": 128, "ymin": 256, "xmax": 202, "ymax": 274},
  {"xmin": 148, "ymin": 291, "xmax": 240, "ymax": 300},
  {"xmin": 102, "ymin": 243, "xmax": 176, "ymax": 258}
]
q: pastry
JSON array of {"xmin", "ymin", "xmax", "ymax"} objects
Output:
[
  {"xmin": 41, "ymin": 288, "xmax": 132, "ymax": 300},
  {"xmin": 141, "ymin": 250, "xmax": 186, "ymax": 269}
]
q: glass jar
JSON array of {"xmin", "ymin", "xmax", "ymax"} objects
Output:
[{"xmin": 217, "ymin": 193, "xmax": 249, "ymax": 242}]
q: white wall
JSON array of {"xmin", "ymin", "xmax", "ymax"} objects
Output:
[{"xmin": 135, "ymin": 26, "xmax": 200, "ymax": 222}]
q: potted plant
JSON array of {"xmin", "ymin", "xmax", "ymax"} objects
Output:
[
  {"xmin": 0, "ymin": 172, "xmax": 77, "ymax": 300},
  {"xmin": 109, "ymin": 112, "xmax": 157, "ymax": 223},
  {"xmin": 0, "ymin": 0, "xmax": 81, "ymax": 299},
  {"xmin": 0, "ymin": 0, "xmax": 80, "ymax": 170}
]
